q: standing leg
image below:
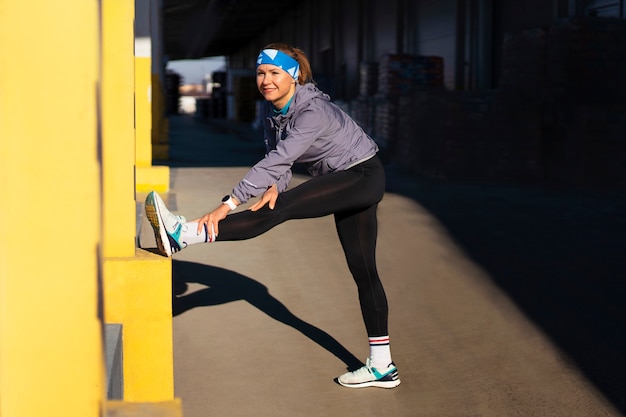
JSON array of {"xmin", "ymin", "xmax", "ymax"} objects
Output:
[
  {"xmin": 334, "ymin": 204, "xmax": 388, "ymax": 337},
  {"xmin": 335, "ymin": 205, "xmax": 401, "ymax": 389}
]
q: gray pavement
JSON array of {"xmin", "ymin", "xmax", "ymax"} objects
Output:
[{"xmin": 140, "ymin": 115, "xmax": 626, "ymax": 417}]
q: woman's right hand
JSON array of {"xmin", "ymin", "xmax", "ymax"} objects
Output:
[{"xmin": 194, "ymin": 204, "xmax": 231, "ymax": 241}]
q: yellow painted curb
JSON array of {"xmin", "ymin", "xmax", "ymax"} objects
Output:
[
  {"xmin": 104, "ymin": 249, "xmax": 174, "ymax": 401},
  {"xmin": 106, "ymin": 398, "xmax": 182, "ymax": 417}
]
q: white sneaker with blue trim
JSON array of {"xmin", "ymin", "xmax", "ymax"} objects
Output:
[
  {"xmin": 144, "ymin": 191, "xmax": 187, "ymax": 257},
  {"xmin": 337, "ymin": 358, "xmax": 401, "ymax": 389}
]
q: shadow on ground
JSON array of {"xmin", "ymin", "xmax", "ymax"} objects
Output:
[
  {"xmin": 165, "ymin": 114, "xmax": 626, "ymax": 414},
  {"xmin": 172, "ymin": 260, "xmax": 364, "ymax": 372},
  {"xmin": 385, "ymin": 168, "xmax": 626, "ymax": 414}
]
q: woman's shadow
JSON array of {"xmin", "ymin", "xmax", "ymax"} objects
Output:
[{"xmin": 172, "ymin": 259, "xmax": 364, "ymax": 371}]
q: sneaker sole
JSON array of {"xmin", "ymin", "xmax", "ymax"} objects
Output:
[
  {"xmin": 145, "ymin": 193, "xmax": 173, "ymax": 257},
  {"xmin": 338, "ymin": 378, "xmax": 401, "ymax": 389}
]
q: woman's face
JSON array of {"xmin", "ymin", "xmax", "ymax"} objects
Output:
[{"xmin": 256, "ymin": 64, "xmax": 296, "ymax": 110}]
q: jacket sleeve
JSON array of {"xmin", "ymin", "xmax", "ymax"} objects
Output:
[
  {"xmin": 263, "ymin": 129, "xmax": 292, "ymax": 194},
  {"xmin": 231, "ymin": 106, "xmax": 325, "ymax": 204}
]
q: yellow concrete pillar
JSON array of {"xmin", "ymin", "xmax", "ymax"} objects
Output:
[
  {"xmin": 135, "ymin": 0, "xmax": 170, "ymax": 193},
  {"xmin": 150, "ymin": 0, "xmax": 171, "ymax": 163},
  {"xmin": 135, "ymin": 34, "xmax": 153, "ymax": 167},
  {"xmin": 101, "ymin": 0, "xmax": 175, "ymax": 402},
  {"xmin": 150, "ymin": 0, "xmax": 169, "ymax": 151},
  {"xmin": 102, "ymin": 0, "xmax": 137, "ymax": 258},
  {"xmin": 135, "ymin": 54, "xmax": 155, "ymax": 169},
  {"xmin": 152, "ymin": 74, "xmax": 169, "ymax": 150},
  {"xmin": 0, "ymin": 1, "xmax": 104, "ymax": 417},
  {"xmin": 151, "ymin": 73, "xmax": 171, "ymax": 163}
]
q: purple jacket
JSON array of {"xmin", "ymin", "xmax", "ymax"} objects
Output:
[{"xmin": 232, "ymin": 83, "xmax": 379, "ymax": 204}]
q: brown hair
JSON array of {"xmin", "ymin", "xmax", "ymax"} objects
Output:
[{"xmin": 262, "ymin": 42, "xmax": 313, "ymax": 85}]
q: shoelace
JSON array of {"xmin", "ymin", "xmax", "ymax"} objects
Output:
[
  {"xmin": 349, "ymin": 364, "xmax": 374, "ymax": 379},
  {"xmin": 164, "ymin": 215, "xmax": 186, "ymax": 235}
]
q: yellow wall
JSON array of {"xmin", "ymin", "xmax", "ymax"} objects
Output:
[
  {"xmin": 0, "ymin": 0, "xmax": 177, "ymax": 413},
  {"xmin": 135, "ymin": 60, "xmax": 170, "ymax": 192},
  {"xmin": 101, "ymin": 0, "xmax": 175, "ymax": 402},
  {"xmin": 135, "ymin": 0, "xmax": 170, "ymax": 193},
  {"xmin": 152, "ymin": 74, "xmax": 169, "ymax": 146},
  {"xmin": 136, "ymin": 56, "xmax": 154, "ymax": 168},
  {"xmin": 102, "ymin": 0, "xmax": 137, "ymax": 258},
  {"xmin": 0, "ymin": 1, "xmax": 104, "ymax": 416}
]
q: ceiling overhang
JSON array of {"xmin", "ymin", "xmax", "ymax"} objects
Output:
[{"xmin": 163, "ymin": 0, "xmax": 298, "ymax": 60}]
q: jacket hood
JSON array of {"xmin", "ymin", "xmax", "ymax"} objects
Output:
[{"xmin": 289, "ymin": 83, "xmax": 330, "ymax": 112}]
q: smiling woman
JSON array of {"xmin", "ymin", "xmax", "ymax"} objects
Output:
[{"xmin": 146, "ymin": 42, "xmax": 401, "ymax": 390}]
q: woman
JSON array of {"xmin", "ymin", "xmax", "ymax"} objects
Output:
[{"xmin": 145, "ymin": 43, "xmax": 400, "ymax": 389}]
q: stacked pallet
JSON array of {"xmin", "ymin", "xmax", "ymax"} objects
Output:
[
  {"xmin": 373, "ymin": 54, "xmax": 444, "ymax": 153},
  {"xmin": 394, "ymin": 90, "xmax": 448, "ymax": 178},
  {"xmin": 373, "ymin": 96, "xmax": 397, "ymax": 149},
  {"xmin": 350, "ymin": 95, "xmax": 376, "ymax": 137},
  {"xmin": 350, "ymin": 62, "xmax": 379, "ymax": 137},
  {"xmin": 359, "ymin": 61, "xmax": 378, "ymax": 97},
  {"xmin": 377, "ymin": 54, "xmax": 444, "ymax": 96},
  {"xmin": 393, "ymin": 88, "xmax": 544, "ymax": 182}
]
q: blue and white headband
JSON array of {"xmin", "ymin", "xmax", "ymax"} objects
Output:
[{"xmin": 256, "ymin": 49, "xmax": 300, "ymax": 81}]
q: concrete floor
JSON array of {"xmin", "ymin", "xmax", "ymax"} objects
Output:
[{"xmin": 140, "ymin": 115, "xmax": 626, "ymax": 417}]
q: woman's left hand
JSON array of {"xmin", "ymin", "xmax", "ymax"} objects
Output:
[{"xmin": 249, "ymin": 184, "xmax": 278, "ymax": 211}]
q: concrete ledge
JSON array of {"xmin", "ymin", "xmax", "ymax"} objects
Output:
[
  {"xmin": 105, "ymin": 324, "xmax": 123, "ymax": 399},
  {"xmin": 106, "ymin": 399, "xmax": 182, "ymax": 417},
  {"xmin": 104, "ymin": 248, "xmax": 173, "ymax": 401},
  {"xmin": 136, "ymin": 165, "xmax": 169, "ymax": 193}
]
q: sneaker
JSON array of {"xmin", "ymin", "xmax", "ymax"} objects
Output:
[
  {"xmin": 337, "ymin": 358, "xmax": 401, "ymax": 389},
  {"xmin": 144, "ymin": 191, "xmax": 187, "ymax": 257}
]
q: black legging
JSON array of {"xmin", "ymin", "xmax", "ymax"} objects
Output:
[{"xmin": 217, "ymin": 155, "xmax": 388, "ymax": 337}]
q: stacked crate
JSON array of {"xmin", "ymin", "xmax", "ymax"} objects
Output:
[
  {"xmin": 437, "ymin": 91, "xmax": 499, "ymax": 180},
  {"xmin": 350, "ymin": 62, "xmax": 379, "ymax": 138},
  {"xmin": 395, "ymin": 89, "xmax": 543, "ymax": 182},
  {"xmin": 359, "ymin": 61, "xmax": 378, "ymax": 97},
  {"xmin": 398, "ymin": 26, "xmax": 549, "ymax": 182},
  {"xmin": 479, "ymin": 90, "xmax": 543, "ymax": 181},
  {"xmin": 394, "ymin": 90, "xmax": 448, "ymax": 178},
  {"xmin": 374, "ymin": 54, "xmax": 444, "ymax": 156},
  {"xmin": 377, "ymin": 54, "xmax": 444, "ymax": 95},
  {"xmin": 351, "ymin": 95, "xmax": 376, "ymax": 138},
  {"xmin": 479, "ymin": 27, "xmax": 547, "ymax": 181}
]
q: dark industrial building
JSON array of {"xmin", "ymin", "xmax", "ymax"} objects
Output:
[{"xmin": 164, "ymin": 0, "xmax": 626, "ymax": 187}]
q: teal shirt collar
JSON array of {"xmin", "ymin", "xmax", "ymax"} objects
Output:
[{"xmin": 273, "ymin": 94, "xmax": 294, "ymax": 115}]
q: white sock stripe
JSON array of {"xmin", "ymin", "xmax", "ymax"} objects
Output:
[{"xmin": 368, "ymin": 336, "xmax": 390, "ymax": 346}]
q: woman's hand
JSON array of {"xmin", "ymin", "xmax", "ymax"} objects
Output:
[
  {"xmin": 194, "ymin": 204, "xmax": 231, "ymax": 241},
  {"xmin": 249, "ymin": 184, "xmax": 278, "ymax": 212}
]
